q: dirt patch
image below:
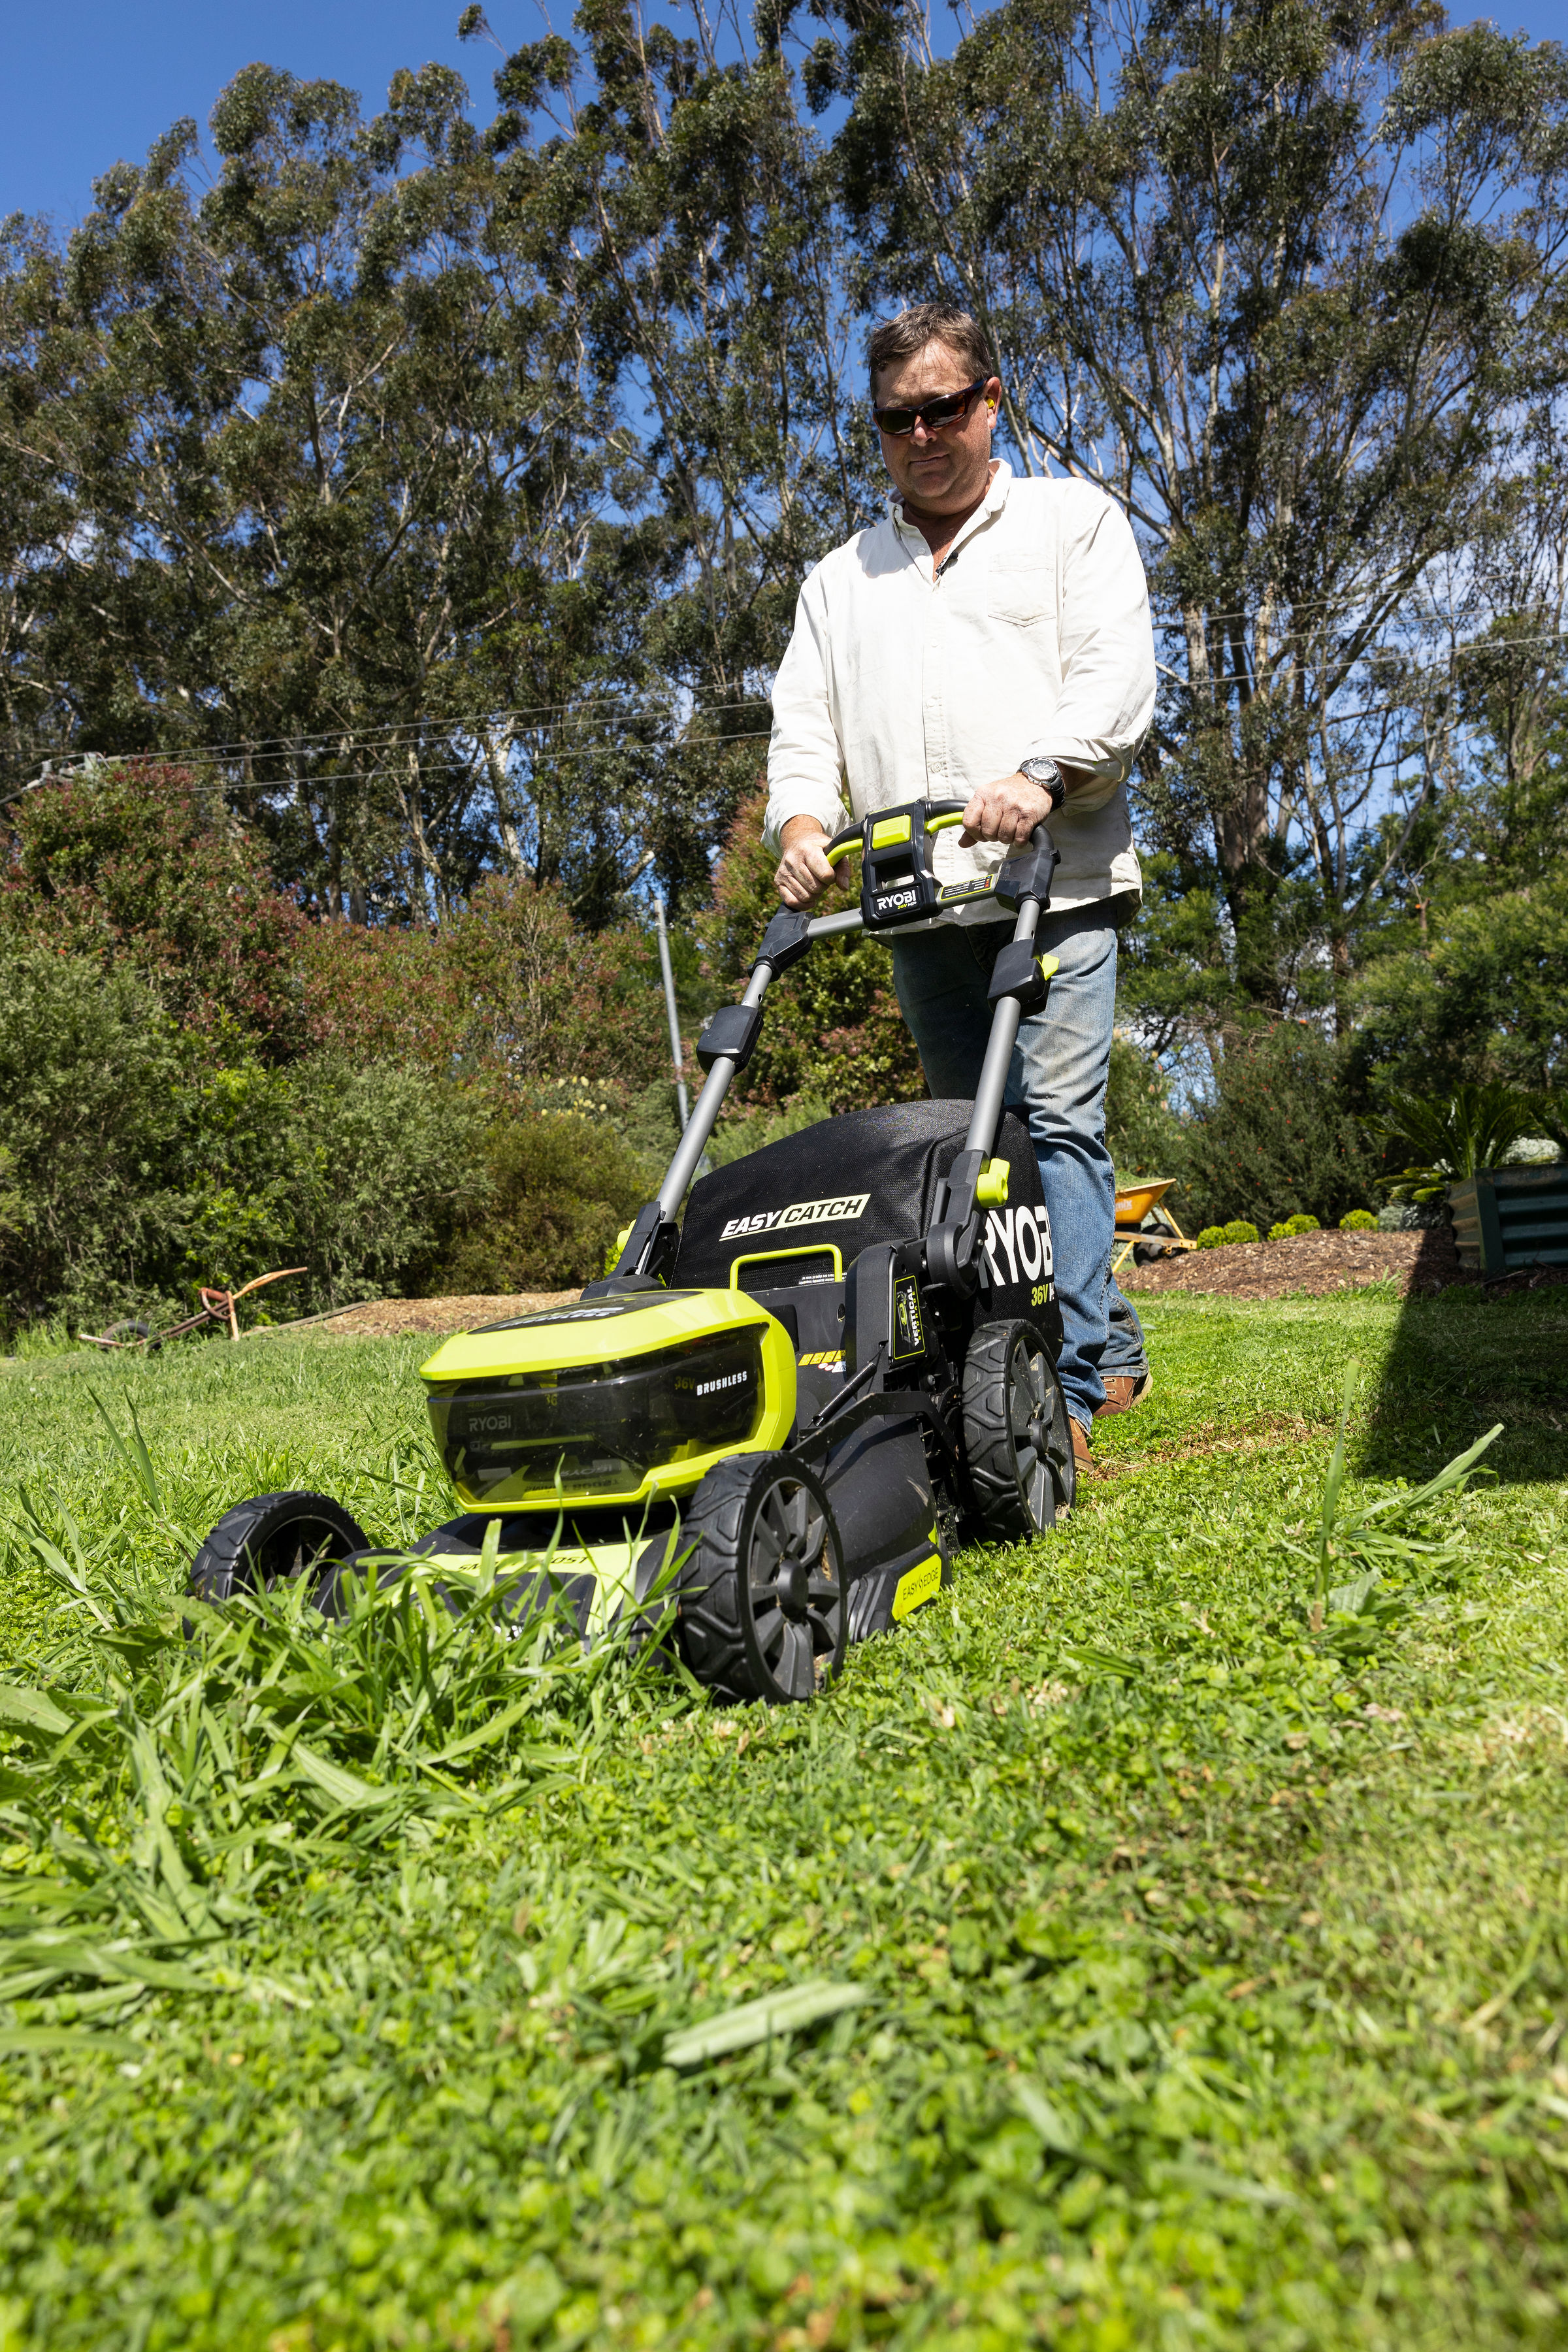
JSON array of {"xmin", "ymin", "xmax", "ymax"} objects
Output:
[
  {"xmin": 284, "ymin": 1292, "xmax": 581, "ymax": 1339},
  {"xmin": 1120, "ymin": 1227, "xmax": 1450, "ymax": 1302},
  {"xmin": 1120, "ymin": 1225, "xmax": 1568, "ymax": 1302}
]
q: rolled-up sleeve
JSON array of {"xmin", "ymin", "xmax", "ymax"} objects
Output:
[
  {"xmin": 1020, "ymin": 486, "xmax": 1155, "ymax": 815},
  {"xmin": 764, "ymin": 570, "xmax": 849, "ymax": 852}
]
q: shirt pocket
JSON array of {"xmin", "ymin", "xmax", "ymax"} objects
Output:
[{"xmin": 987, "ymin": 559, "xmax": 1056, "ymax": 628}]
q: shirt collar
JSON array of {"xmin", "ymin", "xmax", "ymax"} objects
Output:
[{"xmin": 889, "ymin": 457, "xmax": 1013, "ymax": 552}]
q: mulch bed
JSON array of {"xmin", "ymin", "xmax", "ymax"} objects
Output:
[
  {"xmin": 1120, "ymin": 1226, "xmax": 1568, "ymax": 1303},
  {"xmin": 280, "ymin": 1292, "xmax": 580, "ymax": 1339}
]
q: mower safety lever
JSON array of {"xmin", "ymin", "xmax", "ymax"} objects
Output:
[{"xmin": 823, "ymin": 798, "xmax": 968, "ymax": 872}]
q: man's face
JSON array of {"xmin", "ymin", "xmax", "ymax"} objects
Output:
[{"xmin": 874, "ymin": 340, "xmax": 1000, "ymax": 517}]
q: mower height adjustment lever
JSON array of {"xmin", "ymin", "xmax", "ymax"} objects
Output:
[
  {"xmin": 925, "ymin": 1151, "xmax": 990, "ymax": 1295},
  {"xmin": 696, "ymin": 1002, "xmax": 765, "ymax": 1073}
]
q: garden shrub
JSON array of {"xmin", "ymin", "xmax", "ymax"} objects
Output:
[
  {"xmin": 1, "ymin": 761, "xmax": 306, "ymax": 1049},
  {"xmin": 1196, "ymin": 1226, "xmax": 1226, "ymax": 1249},
  {"xmin": 299, "ymin": 875, "xmax": 668, "ymax": 1088},
  {"xmin": 0, "ymin": 773, "xmax": 686, "ymax": 1330},
  {"xmin": 1340, "ymin": 1209, "xmax": 1378, "ymax": 1231},
  {"xmin": 0, "ymin": 943, "xmax": 485, "ymax": 1335},
  {"xmin": 1267, "ymin": 1213, "xmax": 1320, "ymax": 1239},
  {"xmin": 158, "ymin": 1054, "xmax": 484, "ymax": 1314},
  {"xmin": 708, "ymin": 1093, "xmax": 833, "ymax": 1168},
  {"xmin": 1181, "ymin": 1024, "xmax": 1379, "ymax": 1230},
  {"xmin": 434, "ymin": 1113, "xmax": 648, "ymax": 1293},
  {"xmin": 1106, "ymin": 1036, "xmax": 1185, "ymax": 1178},
  {"xmin": 274, "ymin": 1058, "xmax": 487, "ymax": 1305},
  {"xmin": 1222, "ymin": 1218, "xmax": 1261, "ymax": 1245},
  {"xmin": 0, "ymin": 945, "xmax": 188, "ymax": 1328}
]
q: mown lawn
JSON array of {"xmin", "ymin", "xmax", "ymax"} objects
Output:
[{"xmin": 0, "ymin": 1284, "xmax": 1565, "ymax": 2349}]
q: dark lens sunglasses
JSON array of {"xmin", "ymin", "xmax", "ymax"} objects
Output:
[{"xmin": 872, "ymin": 378, "xmax": 989, "ymax": 437}]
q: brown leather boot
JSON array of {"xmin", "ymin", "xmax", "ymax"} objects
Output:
[
  {"xmin": 1070, "ymin": 1417, "xmax": 1096, "ymax": 1475},
  {"xmin": 1096, "ymin": 1370, "xmax": 1152, "ymax": 1417}
]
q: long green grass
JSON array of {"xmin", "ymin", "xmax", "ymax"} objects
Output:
[{"xmin": 0, "ymin": 1285, "xmax": 1565, "ymax": 2348}]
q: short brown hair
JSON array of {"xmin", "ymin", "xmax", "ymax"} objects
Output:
[{"xmin": 866, "ymin": 303, "xmax": 996, "ymax": 395}]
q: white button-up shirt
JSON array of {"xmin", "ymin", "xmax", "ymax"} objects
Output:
[{"xmin": 765, "ymin": 461, "xmax": 1156, "ymax": 918}]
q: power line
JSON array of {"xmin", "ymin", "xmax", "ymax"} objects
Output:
[
  {"xmin": 0, "ymin": 728, "xmax": 774, "ymax": 811},
  {"xmin": 1158, "ymin": 623, "xmax": 1568, "ymax": 694},
  {"xmin": 26, "ymin": 692, "xmax": 777, "ymax": 770}
]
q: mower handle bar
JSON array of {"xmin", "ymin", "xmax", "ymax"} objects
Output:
[
  {"xmin": 654, "ymin": 818, "xmax": 1049, "ymax": 1224},
  {"xmin": 821, "ymin": 799, "xmax": 968, "ymax": 870}
]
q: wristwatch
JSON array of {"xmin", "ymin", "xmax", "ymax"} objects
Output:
[{"xmin": 1017, "ymin": 755, "xmax": 1065, "ymax": 811}]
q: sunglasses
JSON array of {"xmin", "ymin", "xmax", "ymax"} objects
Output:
[{"xmin": 872, "ymin": 377, "xmax": 990, "ymax": 438}]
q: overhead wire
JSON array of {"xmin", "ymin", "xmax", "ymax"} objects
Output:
[{"xmin": 7, "ymin": 620, "xmax": 1560, "ymax": 809}]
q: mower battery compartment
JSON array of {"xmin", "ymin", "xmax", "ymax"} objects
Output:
[{"xmin": 421, "ymin": 1288, "xmax": 796, "ymax": 1511}]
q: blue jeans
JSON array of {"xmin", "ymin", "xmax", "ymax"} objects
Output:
[{"xmin": 890, "ymin": 908, "xmax": 1147, "ymax": 1431}]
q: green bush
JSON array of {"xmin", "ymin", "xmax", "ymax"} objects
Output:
[
  {"xmin": 1181, "ymin": 1025, "xmax": 1379, "ymax": 1230},
  {"xmin": 1267, "ymin": 1213, "xmax": 1321, "ymax": 1239},
  {"xmin": 1222, "ymin": 1218, "xmax": 1261, "ymax": 1246},
  {"xmin": 1196, "ymin": 1226, "xmax": 1227, "ymax": 1249},
  {"xmin": 158, "ymin": 1054, "xmax": 485, "ymax": 1315},
  {"xmin": 0, "ymin": 945, "xmax": 188, "ymax": 1329},
  {"xmin": 1369, "ymin": 1081, "xmax": 1539, "ymax": 1202},
  {"xmin": 1105, "ymin": 1037, "xmax": 1185, "ymax": 1177},
  {"xmin": 435, "ymin": 1113, "xmax": 648, "ymax": 1294},
  {"xmin": 0, "ymin": 943, "xmax": 485, "ymax": 1335},
  {"xmin": 0, "ymin": 762, "xmax": 307, "ymax": 1049},
  {"xmin": 708, "ymin": 1092, "xmax": 832, "ymax": 1169},
  {"xmin": 1340, "ymin": 1209, "xmax": 1378, "ymax": 1232}
]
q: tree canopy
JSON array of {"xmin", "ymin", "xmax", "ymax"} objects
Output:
[{"xmin": 2, "ymin": 0, "xmax": 1565, "ymax": 1076}]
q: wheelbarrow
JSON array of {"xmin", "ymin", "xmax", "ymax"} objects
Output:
[{"xmin": 1112, "ymin": 1179, "xmax": 1195, "ymax": 1272}]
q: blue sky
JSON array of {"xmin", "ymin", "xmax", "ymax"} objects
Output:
[
  {"xmin": 0, "ymin": 0, "xmax": 533, "ymax": 228},
  {"xmin": 2, "ymin": 0, "xmax": 1563, "ymax": 229}
]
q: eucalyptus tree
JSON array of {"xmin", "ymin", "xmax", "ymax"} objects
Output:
[
  {"xmin": 0, "ymin": 63, "xmax": 609, "ymax": 917},
  {"xmin": 466, "ymin": 0, "xmax": 881, "ymax": 913}
]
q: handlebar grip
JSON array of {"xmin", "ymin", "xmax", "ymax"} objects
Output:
[
  {"xmin": 823, "ymin": 825, "xmax": 862, "ymax": 869},
  {"xmin": 925, "ymin": 811, "xmax": 967, "ymax": 837}
]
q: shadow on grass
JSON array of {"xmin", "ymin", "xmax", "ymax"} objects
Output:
[{"xmin": 1365, "ymin": 1278, "xmax": 1568, "ymax": 1487}]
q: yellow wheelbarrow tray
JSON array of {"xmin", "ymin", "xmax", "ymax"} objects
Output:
[{"xmin": 1112, "ymin": 1177, "xmax": 1198, "ymax": 1273}]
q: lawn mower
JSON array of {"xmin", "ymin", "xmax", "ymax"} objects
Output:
[{"xmin": 188, "ymin": 800, "xmax": 1076, "ymax": 1705}]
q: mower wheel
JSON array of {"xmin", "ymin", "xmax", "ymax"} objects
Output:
[
  {"xmin": 188, "ymin": 1490, "xmax": 371, "ymax": 1607},
  {"xmin": 676, "ymin": 1454, "xmax": 846, "ymax": 1705},
  {"xmin": 962, "ymin": 1320, "xmax": 1075, "ymax": 1539}
]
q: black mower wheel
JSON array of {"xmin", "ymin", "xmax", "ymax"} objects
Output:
[
  {"xmin": 962, "ymin": 1320, "xmax": 1075, "ymax": 1539},
  {"xmin": 188, "ymin": 1490, "xmax": 371, "ymax": 1607},
  {"xmin": 677, "ymin": 1454, "xmax": 846, "ymax": 1704}
]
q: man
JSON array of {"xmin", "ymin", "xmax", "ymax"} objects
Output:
[{"xmin": 766, "ymin": 301, "xmax": 1155, "ymax": 1468}]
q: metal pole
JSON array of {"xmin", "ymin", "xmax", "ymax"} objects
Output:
[{"xmin": 653, "ymin": 892, "xmax": 691, "ymax": 1127}]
